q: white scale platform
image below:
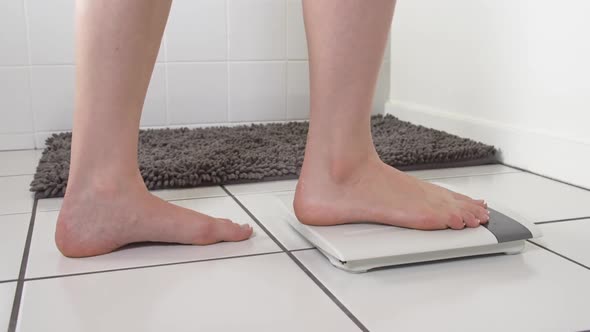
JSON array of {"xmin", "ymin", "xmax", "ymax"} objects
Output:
[{"xmin": 277, "ymin": 192, "xmax": 542, "ymax": 273}]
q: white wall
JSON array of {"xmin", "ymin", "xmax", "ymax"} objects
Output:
[
  {"xmin": 0, "ymin": 0, "xmax": 391, "ymax": 150},
  {"xmin": 386, "ymin": 0, "xmax": 590, "ymax": 189}
]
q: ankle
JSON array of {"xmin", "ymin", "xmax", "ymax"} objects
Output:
[
  {"xmin": 300, "ymin": 150, "xmax": 378, "ymax": 187},
  {"xmin": 64, "ymin": 170, "xmax": 145, "ymax": 200}
]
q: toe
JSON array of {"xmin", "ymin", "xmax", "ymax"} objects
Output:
[
  {"xmin": 475, "ymin": 199, "xmax": 488, "ymax": 208},
  {"xmin": 479, "ymin": 208, "xmax": 490, "ymax": 224},
  {"xmin": 475, "ymin": 206, "xmax": 490, "ymax": 224},
  {"xmin": 462, "ymin": 211, "xmax": 480, "ymax": 228},
  {"xmin": 450, "ymin": 191, "xmax": 487, "ymax": 208},
  {"xmin": 447, "ymin": 212, "xmax": 465, "ymax": 230},
  {"xmin": 460, "ymin": 201, "xmax": 490, "ymax": 224},
  {"xmin": 212, "ymin": 219, "xmax": 253, "ymax": 243}
]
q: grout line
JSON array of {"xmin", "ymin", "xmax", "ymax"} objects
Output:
[
  {"xmin": 286, "ymin": 59, "xmax": 308, "ymax": 63},
  {"xmin": 221, "ymin": 186, "xmax": 289, "ymax": 251},
  {"xmin": 499, "ymin": 162, "xmax": 590, "ymax": 193},
  {"xmin": 535, "ymin": 217, "xmax": 590, "ymax": 225},
  {"xmin": 22, "ymin": 0, "xmax": 37, "ymax": 149},
  {"xmin": 0, "ymin": 174, "xmax": 34, "ymax": 179},
  {"xmin": 8, "ymin": 199, "xmax": 38, "ymax": 332},
  {"xmin": 25, "ymin": 65, "xmax": 36, "ymax": 150},
  {"xmin": 0, "ymin": 280, "xmax": 18, "ymax": 285},
  {"xmin": 0, "ymin": 174, "xmax": 36, "ymax": 178},
  {"xmin": 287, "ymin": 251, "xmax": 368, "ymax": 332},
  {"xmin": 23, "ymin": 251, "xmax": 284, "ymax": 283},
  {"xmin": 225, "ymin": 0, "xmax": 231, "ymax": 122},
  {"xmin": 0, "ymin": 148, "xmax": 40, "ymax": 152},
  {"xmin": 419, "ymin": 170, "xmax": 522, "ymax": 181},
  {"xmin": 39, "ymin": 119, "xmax": 305, "ymax": 134},
  {"xmin": 527, "ymin": 240, "xmax": 589, "ymax": 270},
  {"xmin": 165, "ymin": 195, "xmax": 227, "ymax": 203},
  {"xmin": 288, "ymin": 247, "xmax": 315, "ymax": 253},
  {"xmin": 20, "ymin": 63, "xmax": 75, "ymax": 68},
  {"xmin": 283, "ymin": 0, "xmax": 288, "ymax": 120},
  {"xmin": 0, "ymin": 65, "xmax": 30, "ymax": 69},
  {"xmin": 221, "ymin": 185, "xmax": 369, "ymax": 332},
  {"xmin": 168, "ymin": 59, "xmax": 291, "ymax": 64},
  {"xmin": 0, "ymin": 132, "xmax": 36, "ymax": 137},
  {"xmin": 231, "ymin": 188, "xmax": 296, "ymax": 197},
  {"xmin": 163, "ymin": 37, "xmax": 170, "ymax": 125},
  {"xmin": 0, "ymin": 211, "xmax": 34, "ymax": 218},
  {"xmin": 1, "ymin": 60, "xmax": 312, "ymax": 67}
]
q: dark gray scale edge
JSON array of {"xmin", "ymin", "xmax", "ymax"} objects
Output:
[{"xmin": 484, "ymin": 208, "xmax": 533, "ymax": 243}]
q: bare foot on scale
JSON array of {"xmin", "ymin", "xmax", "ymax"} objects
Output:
[{"xmin": 294, "ymin": 154, "xmax": 490, "ymax": 230}]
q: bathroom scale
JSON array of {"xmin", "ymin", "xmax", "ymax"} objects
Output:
[{"xmin": 277, "ymin": 191, "xmax": 542, "ymax": 273}]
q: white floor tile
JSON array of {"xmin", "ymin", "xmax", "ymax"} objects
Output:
[
  {"xmin": 35, "ymin": 198, "xmax": 63, "ymax": 213},
  {"xmin": 18, "ymin": 253, "xmax": 360, "ymax": 332},
  {"xmin": 0, "ymin": 176, "xmax": 34, "ymax": 216},
  {"xmin": 36, "ymin": 186, "xmax": 227, "ymax": 212},
  {"xmin": 0, "ymin": 150, "xmax": 39, "ymax": 176},
  {"xmin": 236, "ymin": 192, "xmax": 312, "ymax": 250},
  {"xmin": 0, "ymin": 282, "xmax": 15, "ymax": 331},
  {"xmin": 431, "ymin": 172, "xmax": 590, "ymax": 223},
  {"xmin": 531, "ymin": 219, "xmax": 590, "ymax": 267},
  {"xmin": 407, "ymin": 164, "xmax": 520, "ymax": 180},
  {"xmin": 225, "ymin": 179, "xmax": 298, "ymax": 195},
  {"xmin": 0, "ymin": 214, "xmax": 29, "ymax": 281},
  {"xmin": 26, "ymin": 197, "xmax": 280, "ymax": 279},
  {"xmin": 296, "ymin": 244, "xmax": 590, "ymax": 332},
  {"xmin": 34, "ymin": 149, "xmax": 43, "ymax": 161}
]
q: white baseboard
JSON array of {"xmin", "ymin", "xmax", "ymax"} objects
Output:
[{"xmin": 386, "ymin": 100, "xmax": 590, "ymax": 190}]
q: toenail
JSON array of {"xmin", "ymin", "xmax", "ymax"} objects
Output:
[
  {"xmin": 476, "ymin": 219, "xmax": 481, "ymax": 224},
  {"xmin": 240, "ymin": 224, "xmax": 251, "ymax": 230}
]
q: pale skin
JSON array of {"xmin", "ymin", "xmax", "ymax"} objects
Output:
[{"xmin": 56, "ymin": 0, "xmax": 489, "ymax": 258}]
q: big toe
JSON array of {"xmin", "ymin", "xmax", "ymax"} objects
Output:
[
  {"xmin": 209, "ymin": 219, "xmax": 253, "ymax": 244},
  {"xmin": 451, "ymin": 191, "xmax": 487, "ymax": 208}
]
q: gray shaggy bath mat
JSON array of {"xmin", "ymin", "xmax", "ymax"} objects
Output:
[{"xmin": 31, "ymin": 115, "xmax": 496, "ymax": 198}]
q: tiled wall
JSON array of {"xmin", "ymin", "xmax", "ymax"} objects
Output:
[{"xmin": 0, "ymin": 0, "xmax": 390, "ymax": 151}]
